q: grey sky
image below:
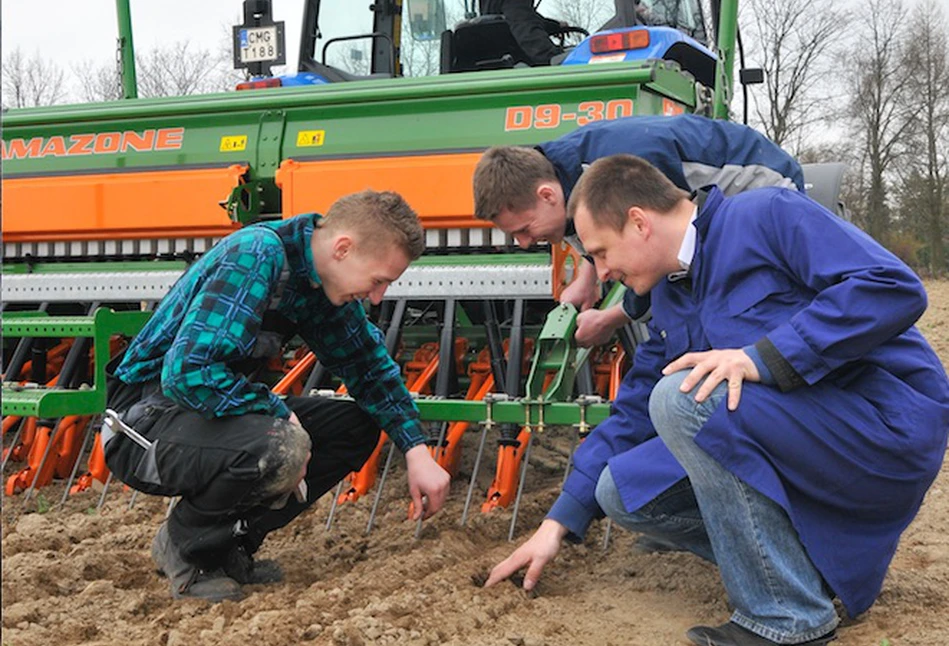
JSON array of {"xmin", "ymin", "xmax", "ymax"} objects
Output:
[{"xmin": 0, "ymin": 1, "xmax": 366, "ymax": 75}]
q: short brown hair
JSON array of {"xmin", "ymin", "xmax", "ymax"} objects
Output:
[
  {"xmin": 322, "ymin": 190, "xmax": 425, "ymax": 260},
  {"xmin": 567, "ymin": 154, "xmax": 688, "ymax": 231},
  {"xmin": 473, "ymin": 146, "xmax": 559, "ymax": 221}
]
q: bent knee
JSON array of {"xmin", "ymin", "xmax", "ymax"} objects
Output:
[
  {"xmin": 258, "ymin": 419, "xmax": 312, "ymax": 496},
  {"xmin": 648, "ymin": 371, "xmax": 694, "ymax": 429},
  {"xmin": 594, "ymin": 466, "xmax": 625, "ymax": 519}
]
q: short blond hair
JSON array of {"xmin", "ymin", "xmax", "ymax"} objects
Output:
[
  {"xmin": 567, "ymin": 155, "xmax": 688, "ymax": 231},
  {"xmin": 473, "ymin": 146, "xmax": 559, "ymax": 221},
  {"xmin": 322, "ymin": 190, "xmax": 425, "ymax": 260}
]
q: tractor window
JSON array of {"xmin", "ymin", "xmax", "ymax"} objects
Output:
[
  {"xmin": 315, "ymin": 1, "xmax": 376, "ymax": 75},
  {"xmin": 401, "ymin": 0, "xmax": 468, "ymax": 77},
  {"xmin": 637, "ymin": 0, "xmax": 707, "ymax": 41}
]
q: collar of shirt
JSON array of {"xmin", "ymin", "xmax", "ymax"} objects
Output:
[
  {"xmin": 668, "ymin": 204, "xmax": 699, "ymax": 281},
  {"xmin": 303, "ymin": 214, "xmax": 323, "ymax": 287}
]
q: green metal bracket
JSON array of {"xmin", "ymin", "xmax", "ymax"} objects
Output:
[
  {"xmin": 254, "ymin": 109, "xmax": 287, "ymax": 218},
  {"xmin": 526, "ymin": 303, "xmax": 578, "ymax": 401},
  {"xmin": 224, "ymin": 180, "xmax": 264, "ymax": 225},
  {"xmin": 1, "ymin": 308, "xmax": 151, "ymax": 418},
  {"xmin": 524, "ymin": 282, "xmax": 628, "ymax": 402}
]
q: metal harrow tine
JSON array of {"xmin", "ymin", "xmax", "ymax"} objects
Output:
[
  {"xmin": 460, "ymin": 422, "xmax": 489, "ymax": 526},
  {"xmin": 58, "ymin": 415, "xmax": 99, "ymax": 508},
  {"xmin": 561, "ymin": 433, "xmax": 577, "ymax": 487},
  {"xmin": 366, "ymin": 441, "xmax": 397, "ymax": 535},
  {"xmin": 325, "ymin": 480, "xmax": 345, "ymax": 531},
  {"xmin": 507, "ymin": 431, "xmax": 534, "ymax": 542},
  {"xmin": 461, "ymin": 393, "xmax": 505, "ymax": 526},
  {"xmin": 509, "ymin": 398, "xmax": 545, "ymax": 542},
  {"xmin": 1, "ymin": 418, "xmax": 26, "ymax": 473},
  {"xmin": 22, "ymin": 419, "xmax": 60, "ymax": 508},
  {"xmin": 602, "ymin": 518, "xmax": 613, "ymax": 551},
  {"xmin": 96, "ymin": 472, "xmax": 114, "ymax": 511}
]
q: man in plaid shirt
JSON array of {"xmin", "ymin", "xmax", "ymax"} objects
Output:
[{"xmin": 104, "ymin": 190, "xmax": 450, "ymax": 602}]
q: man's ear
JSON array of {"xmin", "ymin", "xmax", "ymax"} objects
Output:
[
  {"xmin": 536, "ymin": 182, "xmax": 559, "ymax": 205},
  {"xmin": 331, "ymin": 234, "xmax": 354, "ymax": 260},
  {"xmin": 627, "ymin": 206, "xmax": 650, "ymax": 237}
]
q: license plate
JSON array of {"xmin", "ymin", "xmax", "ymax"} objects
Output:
[{"xmin": 239, "ymin": 26, "xmax": 279, "ymax": 63}]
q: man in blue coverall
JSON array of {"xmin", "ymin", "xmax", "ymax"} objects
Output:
[
  {"xmin": 486, "ymin": 155, "xmax": 949, "ymax": 645},
  {"xmin": 104, "ymin": 190, "xmax": 450, "ymax": 602},
  {"xmin": 472, "ymin": 114, "xmax": 804, "ymax": 347}
]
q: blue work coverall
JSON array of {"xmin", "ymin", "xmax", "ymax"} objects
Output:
[
  {"xmin": 539, "ymin": 113, "xmax": 805, "ymax": 318},
  {"xmin": 551, "ymin": 186, "xmax": 949, "ymax": 617}
]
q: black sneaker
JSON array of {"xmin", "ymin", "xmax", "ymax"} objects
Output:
[
  {"xmin": 151, "ymin": 523, "xmax": 243, "ymax": 602},
  {"xmin": 686, "ymin": 621, "xmax": 836, "ymax": 646}
]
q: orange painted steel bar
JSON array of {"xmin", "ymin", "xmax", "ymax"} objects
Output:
[{"xmin": 271, "ymin": 351, "xmax": 318, "ymax": 396}]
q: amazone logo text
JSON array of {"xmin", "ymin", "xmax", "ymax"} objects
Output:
[{"xmin": 1, "ymin": 127, "xmax": 185, "ymax": 161}]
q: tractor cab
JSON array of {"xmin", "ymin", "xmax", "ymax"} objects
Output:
[
  {"xmin": 242, "ymin": 0, "xmax": 715, "ymax": 88},
  {"xmin": 433, "ymin": 0, "xmax": 715, "ymax": 86}
]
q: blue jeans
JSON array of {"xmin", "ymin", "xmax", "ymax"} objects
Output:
[{"xmin": 596, "ymin": 371, "xmax": 838, "ymax": 644}]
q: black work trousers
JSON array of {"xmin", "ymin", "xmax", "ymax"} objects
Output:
[{"xmin": 104, "ymin": 381, "xmax": 379, "ymax": 568}]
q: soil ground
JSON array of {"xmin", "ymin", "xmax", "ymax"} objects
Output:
[{"xmin": 3, "ymin": 281, "xmax": 949, "ymax": 646}]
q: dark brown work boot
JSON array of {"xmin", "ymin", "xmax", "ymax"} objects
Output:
[
  {"xmin": 223, "ymin": 544, "xmax": 283, "ymax": 585},
  {"xmin": 151, "ymin": 523, "xmax": 243, "ymax": 602},
  {"xmin": 686, "ymin": 621, "xmax": 836, "ymax": 646}
]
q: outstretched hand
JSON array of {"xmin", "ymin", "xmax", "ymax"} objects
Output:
[
  {"xmin": 485, "ymin": 519, "xmax": 568, "ymax": 591},
  {"xmin": 662, "ymin": 348, "xmax": 760, "ymax": 411},
  {"xmin": 405, "ymin": 444, "xmax": 451, "ymax": 520}
]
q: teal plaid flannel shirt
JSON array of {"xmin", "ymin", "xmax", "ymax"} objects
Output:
[{"xmin": 115, "ymin": 213, "xmax": 425, "ymax": 453}]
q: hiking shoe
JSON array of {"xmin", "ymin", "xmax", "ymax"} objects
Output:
[
  {"xmin": 686, "ymin": 621, "xmax": 836, "ymax": 646},
  {"xmin": 223, "ymin": 544, "xmax": 284, "ymax": 585},
  {"xmin": 151, "ymin": 523, "xmax": 243, "ymax": 602}
]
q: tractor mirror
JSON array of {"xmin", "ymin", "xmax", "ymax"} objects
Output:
[{"xmin": 407, "ymin": 0, "xmax": 447, "ymax": 41}]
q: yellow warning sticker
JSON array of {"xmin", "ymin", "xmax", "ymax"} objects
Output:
[
  {"xmin": 219, "ymin": 135, "xmax": 248, "ymax": 152},
  {"xmin": 296, "ymin": 130, "xmax": 325, "ymax": 147}
]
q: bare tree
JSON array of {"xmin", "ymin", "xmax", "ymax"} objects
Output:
[
  {"xmin": 136, "ymin": 41, "xmax": 238, "ymax": 97},
  {"xmin": 73, "ymin": 60, "xmax": 124, "ymax": 102},
  {"xmin": 547, "ymin": 0, "xmax": 613, "ymax": 34},
  {"xmin": 847, "ymin": 0, "xmax": 917, "ymax": 244},
  {"xmin": 744, "ymin": 0, "xmax": 847, "ymax": 152},
  {"xmin": 2, "ymin": 48, "xmax": 67, "ymax": 108},
  {"xmin": 898, "ymin": 0, "xmax": 949, "ymax": 273}
]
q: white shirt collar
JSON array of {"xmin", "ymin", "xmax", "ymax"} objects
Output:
[{"xmin": 669, "ymin": 204, "xmax": 699, "ymax": 280}]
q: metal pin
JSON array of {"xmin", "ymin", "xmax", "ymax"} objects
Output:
[
  {"xmin": 366, "ymin": 441, "xmax": 397, "ymax": 534},
  {"xmin": 325, "ymin": 480, "xmax": 346, "ymax": 531},
  {"xmin": 23, "ymin": 419, "xmax": 60, "ymax": 508},
  {"xmin": 462, "ymin": 394, "xmax": 506, "ymax": 526},
  {"xmin": 59, "ymin": 416, "xmax": 98, "ymax": 508},
  {"xmin": 602, "ymin": 518, "xmax": 613, "ymax": 551},
  {"xmin": 508, "ymin": 400, "xmax": 539, "ymax": 542}
]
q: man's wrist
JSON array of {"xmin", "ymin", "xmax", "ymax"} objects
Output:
[
  {"xmin": 405, "ymin": 443, "xmax": 432, "ymax": 463},
  {"xmin": 539, "ymin": 518, "xmax": 569, "ymax": 541}
]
